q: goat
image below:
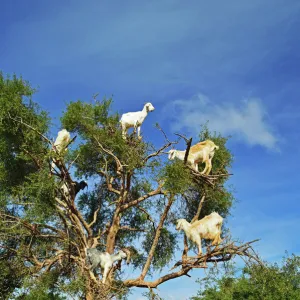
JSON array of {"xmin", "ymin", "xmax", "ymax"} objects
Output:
[
  {"xmin": 51, "ymin": 129, "xmax": 71, "ymax": 171},
  {"xmin": 176, "ymin": 212, "xmax": 223, "ymax": 255},
  {"xmin": 85, "ymin": 248, "xmax": 129, "ymax": 283},
  {"xmin": 61, "ymin": 180, "xmax": 88, "ymax": 198},
  {"xmin": 120, "ymin": 102, "xmax": 155, "ymax": 139},
  {"xmin": 53, "ymin": 129, "xmax": 71, "ymax": 153},
  {"xmin": 168, "ymin": 139, "xmax": 219, "ymax": 174}
]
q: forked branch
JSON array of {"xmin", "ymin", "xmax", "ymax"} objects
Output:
[{"xmin": 124, "ymin": 239, "xmax": 261, "ymax": 288}]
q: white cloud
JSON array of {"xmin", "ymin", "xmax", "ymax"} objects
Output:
[{"xmin": 166, "ymin": 94, "xmax": 278, "ymax": 149}]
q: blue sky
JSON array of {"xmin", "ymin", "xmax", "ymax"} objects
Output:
[{"xmin": 1, "ymin": 0, "xmax": 300, "ymax": 299}]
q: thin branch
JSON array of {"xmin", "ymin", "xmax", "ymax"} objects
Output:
[
  {"xmin": 7, "ymin": 112, "xmax": 52, "ymax": 145},
  {"xmin": 64, "ymin": 135, "xmax": 77, "ymax": 150},
  {"xmin": 139, "ymin": 195, "xmax": 174, "ymax": 280},
  {"xmin": 174, "ymin": 132, "xmax": 190, "ymax": 144},
  {"xmin": 119, "ymin": 226, "xmax": 147, "ymax": 232},
  {"xmin": 98, "ymin": 170, "xmax": 120, "ymax": 195},
  {"xmin": 88, "ymin": 208, "xmax": 100, "ymax": 228},
  {"xmin": 94, "ymin": 136, "xmax": 124, "ymax": 174},
  {"xmin": 136, "ymin": 206, "xmax": 156, "ymax": 231},
  {"xmin": 120, "ymin": 184, "xmax": 164, "ymax": 212},
  {"xmin": 22, "ymin": 148, "xmax": 41, "ymax": 168},
  {"xmin": 191, "ymin": 194, "xmax": 206, "ymax": 223},
  {"xmin": 155, "ymin": 123, "xmax": 171, "ymax": 143},
  {"xmin": 144, "ymin": 141, "xmax": 175, "ymax": 163},
  {"xmin": 68, "ymin": 153, "xmax": 80, "ymax": 171}
]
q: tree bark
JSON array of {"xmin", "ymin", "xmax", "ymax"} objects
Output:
[
  {"xmin": 140, "ymin": 196, "xmax": 174, "ymax": 280},
  {"xmin": 106, "ymin": 208, "xmax": 121, "ymax": 254}
]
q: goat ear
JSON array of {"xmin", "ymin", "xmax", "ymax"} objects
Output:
[{"xmin": 168, "ymin": 150, "xmax": 174, "ymax": 160}]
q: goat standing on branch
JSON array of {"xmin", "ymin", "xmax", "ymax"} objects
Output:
[
  {"xmin": 85, "ymin": 248, "xmax": 129, "ymax": 283},
  {"xmin": 120, "ymin": 102, "xmax": 155, "ymax": 139},
  {"xmin": 176, "ymin": 212, "xmax": 223, "ymax": 255},
  {"xmin": 51, "ymin": 129, "xmax": 71, "ymax": 171},
  {"xmin": 53, "ymin": 129, "xmax": 71, "ymax": 153},
  {"xmin": 168, "ymin": 139, "xmax": 219, "ymax": 174}
]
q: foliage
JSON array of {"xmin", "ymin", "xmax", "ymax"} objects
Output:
[{"xmin": 192, "ymin": 254, "xmax": 300, "ymax": 300}]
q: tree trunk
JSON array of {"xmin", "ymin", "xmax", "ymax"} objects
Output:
[{"xmin": 106, "ymin": 208, "xmax": 121, "ymax": 254}]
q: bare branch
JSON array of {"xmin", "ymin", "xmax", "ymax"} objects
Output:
[
  {"xmin": 143, "ymin": 141, "xmax": 176, "ymax": 163},
  {"xmin": 68, "ymin": 153, "xmax": 80, "ymax": 171},
  {"xmin": 191, "ymin": 194, "xmax": 206, "ymax": 223},
  {"xmin": 120, "ymin": 184, "xmax": 164, "ymax": 212},
  {"xmin": 174, "ymin": 132, "xmax": 190, "ymax": 144},
  {"xmin": 88, "ymin": 208, "xmax": 100, "ymax": 228},
  {"xmin": 22, "ymin": 148, "xmax": 41, "ymax": 168},
  {"xmin": 119, "ymin": 226, "xmax": 147, "ymax": 232},
  {"xmin": 136, "ymin": 206, "xmax": 156, "ymax": 230},
  {"xmin": 98, "ymin": 170, "xmax": 120, "ymax": 195},
  {"xmin": 94, "ymin": 136, "xmax": 125, "ymax": 174},
  {"xmin": 139, "ymin": 195, "xmax": 174, "ymax": 280}
]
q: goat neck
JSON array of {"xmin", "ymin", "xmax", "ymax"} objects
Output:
[
  {"xmin": 177, "ymin": 150, "xmax": 187, "ymax": 161},
  {"xmin": 141, "ymin": 104, "xmax": 150, "ymax": 116},
  {"xmin": 181, "ymin": 220, "xmax": 192, "ymax": 232},
  {"xmin": 182, "ymin": 220, "xmax": 195, "ymax": 240}
]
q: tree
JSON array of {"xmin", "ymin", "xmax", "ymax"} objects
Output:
[
  {"xmin": 191, "ymin": 254, "xmax": 300, "ymax": 300},
  {"xmin": 0, "ymin": 73, "xmax": 260, "ymax": 299}
]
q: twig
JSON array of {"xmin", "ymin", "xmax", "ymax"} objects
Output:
[
  {"xmin": 67, "ymin": 153, "xmax": 80, "ymax": 171},
  {"xmin": 94, "ymin": 136, "xmax": 125, "ymax": 174},
  {"xmin": 7, "ymin": 112, "xmax": 52, "ymax": 145},
  {"xmin": 119, "ymin": 226, "xmax": 147, "ymax": 232},
  {"xmin": 88, "ymin": 208, "xmax": 100, "ymax": 228},
  {"xmin": 136, "ymin": 206, "xmax": 156, "ymax": 231}
]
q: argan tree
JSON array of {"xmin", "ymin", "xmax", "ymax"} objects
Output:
[{"xmin": 0, "ymin": 73, "xmax": 260, "ymax": 299}]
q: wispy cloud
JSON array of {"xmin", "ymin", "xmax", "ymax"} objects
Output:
[{"xmin": 166, "ymin": 94, "xmax": 278, "ymax": 150}]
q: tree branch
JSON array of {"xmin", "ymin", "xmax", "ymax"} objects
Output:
[
  {"xmin": 144, "ymin": 141, "xmax": 176, "ymax": 163},
  {"xmin": 119, "ymin": 226, "xmax": 147, "ymax": 232},
  {"xmin": 88, "ymin": 208, "xmax": 100, "ymax": 228},
  {"xmin": 191, "ymin": 195, "xmax": 206, "ymax": 223},
  {"xmin": 124, "ymin": 239, "xmax": 261, "ymax": 288},
  {"xmin": 7, "ymin": 112, "xmax": 52, "ymax": 145},
  {"xmin": 94, "ymin": 136, "xmax": 125, "ymax": 174},
  {"xmin": 120, "ymin": 184, "xmax": 164, "ymax": 212},
  {"xmin": 139, "ymin": 195, "xmax": 174, "ymax": 280}
]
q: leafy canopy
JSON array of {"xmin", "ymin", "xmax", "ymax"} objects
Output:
[{"xmin": 192, "ymin": 254, "xmax": 300, "ymax": 300}]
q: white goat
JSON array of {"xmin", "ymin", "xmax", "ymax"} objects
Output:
[
  {"xmin": 168, "ymin": 139, "xmax": 219, "ymax": 174},
  {"xmin": 120, "ymin": 102, "xmax": 155, "ymax": 139},
  {"xmin": 176, "ymin": 212, "xmax": 223, "ymax": 255},
  {"xmin": 51, "ymin": 129, "xmax": 71, "ymax": 171},
  {"xmin": 85, "ymin": 248, "xmax": 128, "ymax": 283},
  {"xmin": 53, "ymin": 129, "xmax": 71, "ymax": 153}
]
